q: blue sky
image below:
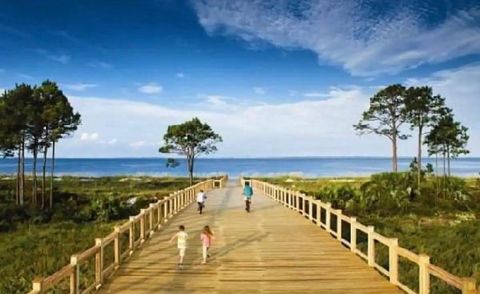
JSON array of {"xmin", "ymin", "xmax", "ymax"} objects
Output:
[{"xmin": 1, "ymin": 0, "xmax": 479, "ymax": 157}]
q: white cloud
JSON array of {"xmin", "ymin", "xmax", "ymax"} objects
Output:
[
  {"xmin": 48, "ymin": 53, "xmax": 71, "ymax": 64},
  {"xmin": 54, "ymin": 64, "xmax": 480, "ymax": 158},
  {"xmin": 64, "ymin": 83, "xmax": 97, "ymax": 91},
  {"xmin": 176, "ymin": 72, "xmax": 185, "ymax": 78},
  {"xmin": 288, "ymin": 90, "xmax": 298, "ymax": 97},
  {"xmin": 130, "ymin": 141, "xmax": 146, "ymax": 148},
  {"xmin": 34, "ymin": 49, "xmax": 71, "ymax": 64},
  {"xmin": 17, "ymin": 73, "xmax": 34, "ymax": 80},
  {"xmin": 56, "ymin": 88, "xmax": 382, "ymax": 157},
  {"xmin": 107, "ymin": 139, "xmax": 118, "ymax": 145},
  {"xmin": 303, "ymin": 91, "xmax": 330, "ymax": 98},
  {"xmin": 253, "ymin": 87, "xmax": 266, "ymax": 95},
  {"xmin": 205, "ymin": 95, "xmax": 229, "ymax": 107},
  {"xmin": 80, "ymin": 132, "xmax": 99, "ymax": 141},
  {"xmin": 87, "ymin": 61, "xmax": 112, "ymax": 69},
  {"xmin": 193, "ymin": 1, "xmax": 480, "ymax": 75},
  {"xmin": 138, "ymin": 82, "xmax": 163, "ymax": 94}
]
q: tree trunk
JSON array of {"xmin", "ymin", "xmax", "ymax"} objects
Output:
[
  {"xmin": 50, "ymin": 140, "xmax": 55, "ymax": 209},
  {"xmin": 442, "ymin": 150, "xmax": 446, "ymax": 177},
  {"xmin": 16, "ymin": 147, "xmax": 21, "ymax": 205},
  {"xmin": 20, "ymin": 139, "xmax": 24, "ymax": 205},
  {"xmin": 32, "ymin": 143, "xmax": 38, "ymax": 206},
  {"xmin": 417, "ymin": 126, "xmax": 423, "ymax": 188},
  {"xmin": 435, "ymin": 152, "xmax": 439, "ymax": 196},
  {"xmin": 442, "ymin": 151, "xmax": 446, "ymax": 198},
  {"xmin": 447, "ymin": 147, "xmax": 451, "ymax": 177},
  {"xmin": 41, "ymin": 143, "xmax": 48, "ymax": 209},
  {"xmin": 187, "ymin": 156, "xmax": 194, "ymax": 185},
  {"xmin": 392, "ymin": 136, "xmax": 398, "ymax": 172}
]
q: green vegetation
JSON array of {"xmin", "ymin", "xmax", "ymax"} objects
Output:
[
  {"xmin": 0, "ymin": 176, "xmax": 193, "ymax": 293},
  {"xmin": 159, "ymin": 117, "xmax": 222, "ymax": 184},
  {"xmin": 266, "ymin": 173, "xmax": 480, "ymax": 293}
]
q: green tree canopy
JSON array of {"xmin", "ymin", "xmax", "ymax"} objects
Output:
[
  {"xmin": 425, "ymin": 113, "xmax": 469, "ymax": 176},
  {"xmin": 404, "ymin": 86, "xmax": 445, "ymax": 186},
  {"xmin": 159, "ymin": 117, "xmax": 222, "ymax": 184},
  {"xmin": 354, "ymin": 84, "xmax": 409, "ymax": 172},
  {"xmin": 0, "ymin": 81, "xmax": 80, "ymax": 207}
]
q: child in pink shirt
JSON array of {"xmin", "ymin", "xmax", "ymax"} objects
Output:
[{"xmin": 200, "ymin": 225, "xmax": 214, "ymax": 264}]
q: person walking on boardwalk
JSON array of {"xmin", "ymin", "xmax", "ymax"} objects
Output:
[
  {"xmin": 169, "ymin": 225, "xmax": 188, "ymax": 269},
  {"xmin": 196, "ymin": 189, "xmax": 207, "ymax": 214},
  {"xmin": 243, "ymin": 182, "xmax": 253, "ymax": 212},
  {"xmin": 200, "ymin": 225, "xmax": 214, "ymax": 264}
]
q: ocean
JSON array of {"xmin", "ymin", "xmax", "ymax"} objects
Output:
[{"xmin": 0, "ymin": 157, "xmax": 479, "ymax": 178}]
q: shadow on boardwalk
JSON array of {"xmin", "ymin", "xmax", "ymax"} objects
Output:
[{"xmin": 99, "ymin": 184, "xmax": 402, "ymax": 294}]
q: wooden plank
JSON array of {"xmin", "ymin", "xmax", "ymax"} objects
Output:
[{"xmin": 98, "ymin": 184, "xmax": 402, "ymax": 294}]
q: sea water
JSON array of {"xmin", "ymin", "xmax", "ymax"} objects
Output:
[{"xmin": 0, "ymin": 157, "xmax": 479, "ymax": 178}]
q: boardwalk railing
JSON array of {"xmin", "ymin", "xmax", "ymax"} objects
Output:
[
  {"xmin": 28, "ymin": 176, "xmax": 228, "ymax": 294},
  {"xmin": 246, "ymin": 178, "xmax": 477, "ymax": 294}
]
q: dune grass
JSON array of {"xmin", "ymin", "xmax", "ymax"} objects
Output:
[{"xmin": 0, "ymin": 176, "xmax": 194, "ymax": 293}]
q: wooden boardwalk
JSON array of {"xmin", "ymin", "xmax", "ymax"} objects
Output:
[{"xmin": 99, "ymin": 182, "xmax": 402, "ymax": 293}]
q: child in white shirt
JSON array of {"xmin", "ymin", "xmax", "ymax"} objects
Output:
[{"xmin": 169, "ymin": 225, "xmax": 188, "ymax": 269}]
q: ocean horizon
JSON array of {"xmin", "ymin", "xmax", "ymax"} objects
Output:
[{"xmin": 0, "ymin": 157, "xmax": 479, "ymax": 178}]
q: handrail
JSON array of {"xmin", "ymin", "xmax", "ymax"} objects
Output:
[
  {"xmin": 28, "ymin": 175, "xmax": 228, "ymax": 294},
  {"xmin": 247, "ymin": 178, "xmax": 477, "ymax": 294}
]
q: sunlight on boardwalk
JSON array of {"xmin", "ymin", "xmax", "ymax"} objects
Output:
[{"xmin": 99, "ymin": 182, "xmax": 402, "ymax": 293}]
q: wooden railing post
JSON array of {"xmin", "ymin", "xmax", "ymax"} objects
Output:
[
  {"xmin": 389, "ymin": 238, "xmax": 399, "ymax": 285},
  {"xmin": 315, "ymin": 201, "xmax": 322, "ymax": 226},
  {"xmin": 148, "ymin": 204, "xmax": 154, "ymax": 236},
  {"xmin": 287, "ymin": 190, "xmax": 290, "ymax": 206},
  {"xmin": 419, "ymin": 254, "xmax": 430, "ymax": 294},
  {"xmin": 336, "ymin": 210, "xmax": 342, "ymax": 241},
  {"xmin": 140, "ymin": 209, "xmax": 146, "ymax": 242},
  {"xmin": 157, "ymin": 200, "xmax": 162, "ymax": 228},
  {"xmin": 70, "ymin": 255, "xmax": 79, "ymax": 294},
  {"xmin": 182, "ymin": 190, "xmax": 186, "ymax": 208},
  {"xmin": 325, "ymin": 203, "xmax": 331, "ymax": 233},
  {"xmin": 32, "ymin": 278, "xmax": 43, "ymax": 294},
  {"xmin": 114, "ymin": 226, "xmax": 121, "ymax": 268},
  {"xmin": 461, "ymin": 278, "xmax": 477, "ymax": 294},
  {"xmin": 173, "ymin": 192, "xmax": 177, "ymax": 213},
  {"xmin": 367, "ymin": 226, "xmax": 375, "ymax": 267},
  {"xmin": 163, "ymin": 199, "xmax": 169, "ymax": 222},
  {"xmin": 302, "ymin": 195, "xmax": 307, "ymax": 216},
  {"xmin": 308, "ymin": 198, "xmax": 313, "ymax": 221},
  {"xmin": 350, "ymin": 217, "xmax": 357, "ymax": 252},
  {"xmin": 178, "ymin": 191, "xmax": 182, "ymax": 209},
  {"xmin": 128, "ymin": 217, "xmax": 134, "ymax": 253},
  {"xmin": 95, "ymin": 238, "xmax": 104, "ymax": 287},
  {"xmin": 169, "ymin": 194, "xmax": 174, "ymax": 216}
]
